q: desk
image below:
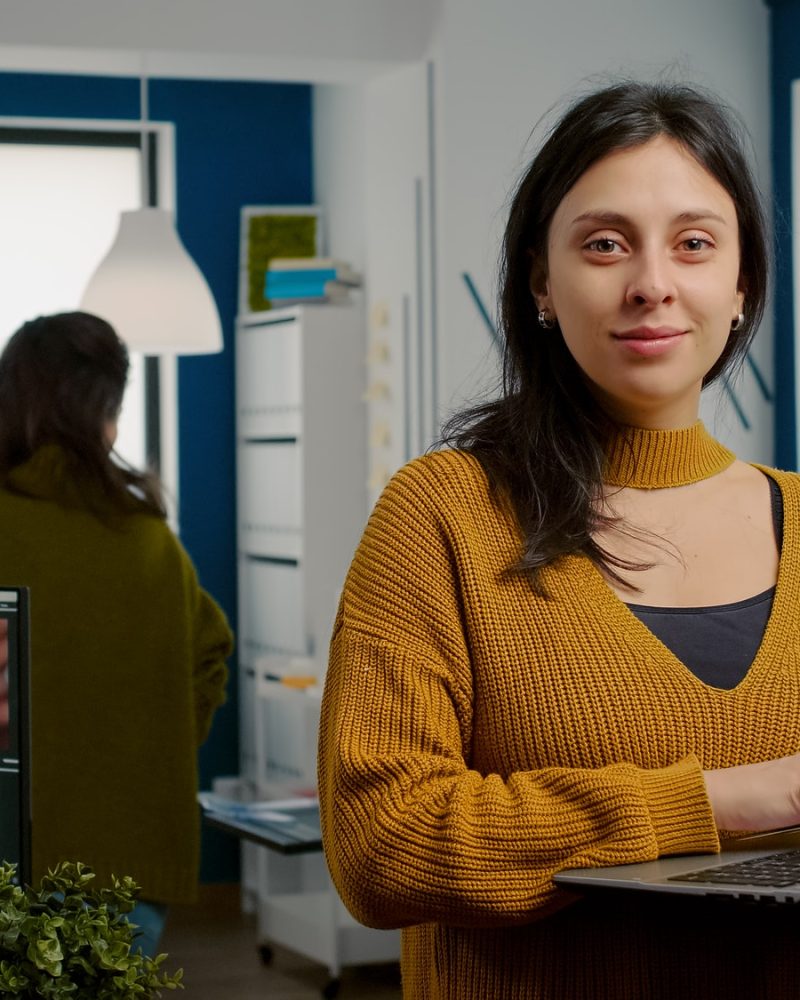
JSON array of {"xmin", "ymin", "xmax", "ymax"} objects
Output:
[
  {"xmin": 199, "ymin": 793, "xmax": 400, "ymax": 998},
  {"xmin": 199, "ymin": 795, "xmax": 322, "ymax": 854}
]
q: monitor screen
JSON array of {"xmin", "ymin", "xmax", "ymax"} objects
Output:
[{"xmin": 0, "ymin": 587, "xmax": 30, "ymax": 885}]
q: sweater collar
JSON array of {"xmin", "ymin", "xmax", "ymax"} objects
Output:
[
  {"xmin": 603, "ymin": 421, "xmax": 736, "ymax": 489},
  {"xmin": 8, "ymin": 445, "xmax": 79, "ymax": 501},
  {"xmin": 6, "ymin": 444, "xmax": 112, "ymax": 512}
]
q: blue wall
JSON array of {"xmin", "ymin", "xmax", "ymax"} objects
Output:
[
  {"xmin": 0, "ymin": 70, "xmax": 314, "ymax": 880},
  {"xmin": 767, "ymin": 0, "xmax": 800, "ymax": 468}
]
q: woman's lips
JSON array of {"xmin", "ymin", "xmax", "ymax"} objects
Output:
[{"xmin": 613, "ymin": 326, "xmax": 686, "ymax": 357}]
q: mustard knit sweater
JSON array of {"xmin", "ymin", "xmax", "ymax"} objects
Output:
[{"xmin": 319, "ymin": 445, "xmax": 800, "ymax": 1000}]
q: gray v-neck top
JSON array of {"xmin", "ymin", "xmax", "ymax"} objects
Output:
[{"xmin": 627, "ymin": 476, "xmax": 782, "ymax": 689}]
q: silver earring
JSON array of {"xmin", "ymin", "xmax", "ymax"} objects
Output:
[
  {"xmin": 731, "ymin": 312, "xmax": 744, "ymax": 332},
  {"xmin": 538, "ymin": 309, "xmax": 556, "ymax": 330}
]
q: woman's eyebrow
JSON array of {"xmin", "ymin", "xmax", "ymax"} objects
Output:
[
  {"xmin": 673, "ymin": 210, "xmax": 729, "ymax": 226},
  {"xmin": 569, "ymin": 209, "xmax": 729, "ymax": 227},
  {"xmin": 569, "ymin": 210, "xmax": 630, "ymax": 227}
]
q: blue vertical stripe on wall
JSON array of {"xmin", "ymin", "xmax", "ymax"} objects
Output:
[
  {"xmin": 0, "ymin": 70, "xmax": 314, "ymax": 882},
  {"xmin": 767, "ymin": 0, "xmax": 800, "ymax": 469}
]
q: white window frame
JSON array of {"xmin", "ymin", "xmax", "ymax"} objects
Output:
[{"xmin": 0, "ymin": 115, "xmax": 180, "ymax": 521}]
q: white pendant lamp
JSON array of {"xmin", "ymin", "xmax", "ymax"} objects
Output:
[
  {"xmin": 81, "ymin": 207, "xmax": 223, "ymax": 354},
  {"xmin": 80, "ymin": 74, "xmax": 223, "ymax": 355}
]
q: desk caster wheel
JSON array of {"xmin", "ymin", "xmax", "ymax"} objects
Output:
[
  {"xmin": 257, "ymin": 944, "xmax": 273, "ymax": 966},
  {"xmin": 321, "ymin": 977, "xmax": 340, "ymax": 998}
]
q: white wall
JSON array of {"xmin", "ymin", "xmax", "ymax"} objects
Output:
[
  {"xmin": 312, "ymin": 85, "xmax": 367, "ymax": 271},
  {"xmin": 316, "ymin": 0, "xmax": 773, "ymax": 491},
  {"xmin": 0, "ymin": 0, "xmax": 774, "ymax": 465},
  {"xmin": 432, "ymin": 0, "xmax": 772, "ymax": 462}
]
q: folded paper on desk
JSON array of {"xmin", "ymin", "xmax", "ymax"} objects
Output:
[{"xmin": 199, "ymin": 793, "xmax": 322, "ymax": 853}]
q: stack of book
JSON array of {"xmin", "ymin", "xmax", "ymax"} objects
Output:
[{"xmin": 264, "ymin": 257, "xmax": 362, "ymax": 306}]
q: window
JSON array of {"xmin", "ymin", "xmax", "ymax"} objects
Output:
[{"xmin": 0, "ymin": 127, "xmax": 147, "ymax": 469}]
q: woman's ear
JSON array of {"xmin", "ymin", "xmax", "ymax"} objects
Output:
[{"xmin": 528, "ymin": 256, "xmax": 550, "ymax": 312}]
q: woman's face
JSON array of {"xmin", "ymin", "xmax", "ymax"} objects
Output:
[{"xmin": 533, "ymin": 136, "xmax": 744, "ymax": 428}]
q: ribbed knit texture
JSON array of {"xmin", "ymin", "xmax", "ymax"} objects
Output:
[
  {"xmin": 604, "ymin": 420, "xmax": 735, "ymax": 488},
  {"xmin": 0, "ymin": 446, "xmax": 233, "ymax": 904},
  {"xmin": 319, "ymin": 448, "xmax": 800, "ymax": 999}
]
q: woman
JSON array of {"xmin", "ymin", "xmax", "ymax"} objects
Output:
[
  {"xmin": 318, "ymin": 81, "xmax": 800, "ymax": 998},
  {"xmin": 0, "ymin": 311, "xmax": 232, "ymax": 948}
]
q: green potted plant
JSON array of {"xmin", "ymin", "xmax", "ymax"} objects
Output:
[{"xmin": 0, "ymin": 861, "xmax": 183, "ymax": 997}]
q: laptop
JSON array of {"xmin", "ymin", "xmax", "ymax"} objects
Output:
[
  {"xmin": 0, "ymin": 587, "xmax": 31, "ymax": 886},
  {"xmin": 555, "ymin": 825, "xmax": 800, "ymax": 904}
]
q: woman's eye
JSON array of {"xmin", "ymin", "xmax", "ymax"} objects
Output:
[
  {"xmin": 682, "ymin": 237, "xmax": 712, "ymax": 252},
  {"xmin": 585, "ymin": 238, "xmax": 620, "ymax": 254}
]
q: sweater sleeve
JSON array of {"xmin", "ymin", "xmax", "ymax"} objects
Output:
[
  {"xmin": 191, "ymin": 587, "xmax": 233, "ymax": 745},
  {"xmin": 318, "ymin": 455, "xmax": 719, "ymax": 930},
  {"xmin": 176, "ymin": 545, "xmax": 233, "ymax": 746}
]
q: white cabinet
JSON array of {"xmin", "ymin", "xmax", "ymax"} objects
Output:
[
  {"xmin": 234, "ymin": 304, "xmax": 399, "ymax": 985},
  {"xmin": 254, "ymin": 849, "xmax": 401, "ymax": 992},
  {"xmin": 235, "ymin": 303, "xmax": 367, "ymax": 783},
  {"xmin": 249, "ymin": 671, "xmax": 400, "ymax": 990}
]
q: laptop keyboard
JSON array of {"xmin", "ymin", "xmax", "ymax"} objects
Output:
[{"xmin": 669, "ymin": 850, "xmax": 800, "ymax": 888}]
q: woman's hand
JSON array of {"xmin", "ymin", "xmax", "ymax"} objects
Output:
[{"xmin": 704, "ymin": 754, "xmax": 800, "ymax": 833}]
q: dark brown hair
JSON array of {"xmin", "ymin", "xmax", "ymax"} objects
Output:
[
  {"xmin": 441, "ymin": 80, "xmax": 769, "ymax": 590},
  {"xmin": 0, "ymin": 311, "xmax": 166, "ymax": 519}
]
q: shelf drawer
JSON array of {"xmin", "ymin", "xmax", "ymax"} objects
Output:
[
  {"xmin": 237, "ymin": 318, "xmax": 303, "ymax": 437},
  {"xmin": 255, "ymin": 677, "xmax": 321, "ymax": 794},
  {"xmin": 238, "ymin": 442, "xmax": 303, "ymax": 560},
  {"xmin": 240, "ymin": 556, "xmax": 307, "ymax": 657}
]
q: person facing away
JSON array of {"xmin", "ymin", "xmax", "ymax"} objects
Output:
[
  {"xmin": 318, "ymin": 80, "xmax": 800, "ymax": 999},
  {"xmin": 0, "ymin": 311, "xmax": 233, "ymax": 946}
]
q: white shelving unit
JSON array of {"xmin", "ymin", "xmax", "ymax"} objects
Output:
[
  {"xmin": 255, "ymin": 872, "xmax": 401, "ymax": 993},
  {"xmin": 235, "ymin": 303, "xmax": 367, "ymax": 784},
  {"xmin": 252, "ymin": 660, "xmax": 321, "ymax": 798},
  {"xmin": 235, "ymin": 302, "xmax": 400, "ymax": 990},
  {"xmin": 252, "ymin": 673, "xmax": 400, "ymax": 994}
]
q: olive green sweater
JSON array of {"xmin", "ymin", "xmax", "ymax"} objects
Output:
[
  {"xmin": 0, "ymin": 447, "xmax": 232, "ymax": 903},
  {"xmin": 319, "ymin": 448, "xmax": 800, "ymax": 999}
]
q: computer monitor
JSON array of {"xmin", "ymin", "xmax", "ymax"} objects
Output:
[{"xmin": 0, "ymin": 587, "xmax": 30, "ymax": 885}]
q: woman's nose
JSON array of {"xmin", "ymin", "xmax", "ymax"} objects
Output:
[{"xmin": 625, "ymin": 251, "xmax": 677, "ymax": 307}]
